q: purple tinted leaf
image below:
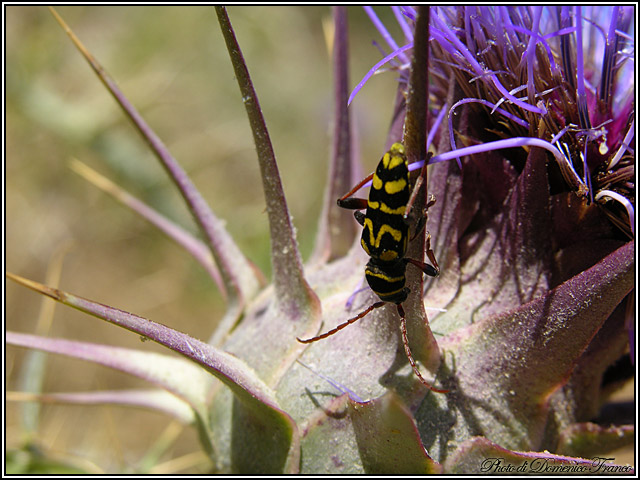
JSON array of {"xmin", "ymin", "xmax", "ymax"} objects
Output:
[
  {"xmin": 434, "ymin": 240, "xmax": 633, "ymax": 451},
  {"xmin": 547, "ymin": 299, "xmax": 632, "ymax": 434},
  {"xmin": 7, "ymin": 272, "xmax": 299, "ymax": 472},
  {"xmin": 214, "ymin": 8, "xmax": 321, "ymax": 399},
  {"xmin": 7, "ymin": 330, "xmax": 239, "ymax": 462},
  {"xmin": 479, "ymin": 237, "xmax": 635, "ymax": 400},
  {"xmin": 11, "ymin": 389, "xmax": 196, "ymax": 425},
  {"xmin": 7, "ymin": 331, "xmax": 212, "ymax": 417},
  {"xmin": 7, "ymin": 331, "xmax": 214, "ymax": 455},
  {"xmin": 70, "ymin": 160, "xmax": 227, "ymax": 298},
  {"xmin": 7, "ymin": 273, "xmax": 282, "ymax": 409},
  {"xmin": 49, "ymin": 7, "xmax": 261, "ymax": 320},
  {"xmin": 215, "ymin": 7, "xmax": 320, "ymax": 322}
]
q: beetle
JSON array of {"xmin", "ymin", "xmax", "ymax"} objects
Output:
[{"xmin": 297, "ymin": 143, "xmax": 447, "ymax": 393}]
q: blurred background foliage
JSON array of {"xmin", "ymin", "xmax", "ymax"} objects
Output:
[{"xmin": 6, "ymin": 5, "xmax": 408, "ymax": 473}]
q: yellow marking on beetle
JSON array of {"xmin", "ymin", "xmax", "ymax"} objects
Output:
[
  {"xmin": 389, "ymin": 142, "xmax": 405, "ymax": 156},
  {"xmin": 382, "ymin": 152, "xmax": 391, "ymax": 169},
  {"xmin": 368, "ymin": 200, "xmax": 405, "ymax": 215},
  {"xmin": 385, "ymin": 153, "xmax": 406, "ymax": 170},
  {"xmin": 380, "ymin": 203, "xmax": 405, "ymax": 215},
  {"xmin": 379, "ymin": 286, "xmax": 406, "ymax": 298},
  {"xmin": 372, "ymin": 174, "xmax": 383, "ymax": 190},
  {"xmin": 364, "ymin": 269, "xmax": 405, "ymax": 284},
  {"xmin": 360, "ymin": 238, "xmax": 371, "ymax": 256},
  {"xmin": 363, "ymin": 218, "xmax": 403, "ymax": 248},
  {"xmin": 381, "ymin": 151, "xmax": 405, "ymax": 170},
  {"xmin": 379, "ymin": 250, "xmax": 398, "ymax": 261},
  {"xmin": 384, "ymin": 178, "xmax": 407, "ymax": 195}
]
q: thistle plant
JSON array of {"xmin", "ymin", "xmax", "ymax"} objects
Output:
[{"xmin": 6, "ymin": 6, "xmax": 635, "ymax": 474}]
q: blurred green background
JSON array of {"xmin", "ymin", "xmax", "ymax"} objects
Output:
[{"xmin": 6, "ymin": 5, "xmax": 408, "ymax": 473}]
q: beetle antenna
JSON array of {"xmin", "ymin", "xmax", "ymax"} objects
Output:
[
  {"xmin": 397, "ymin": 304, "xmax": 449, "ymax": 393},
  {"xmin": 297, "ymin": 301, "xmax": 386, "ymax": 344}
]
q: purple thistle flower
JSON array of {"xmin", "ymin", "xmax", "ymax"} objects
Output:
[{"xmin": 356, "ymin": 7, "xmax": 635, "ymax": 232}]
